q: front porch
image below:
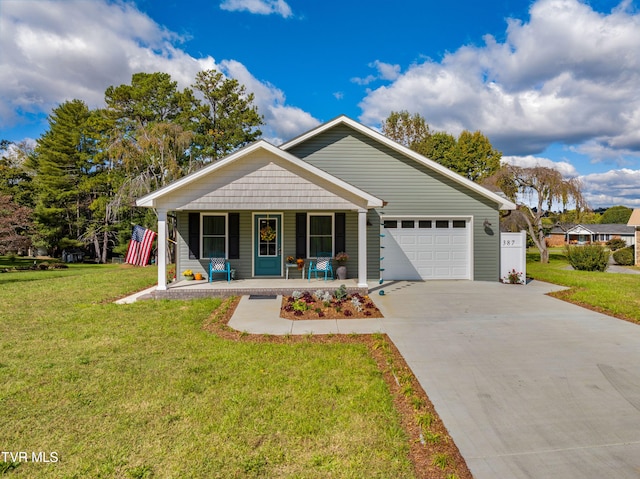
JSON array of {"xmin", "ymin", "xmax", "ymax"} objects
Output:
[{"xmin": 149, "ymin": 277, "xmax": 372, "ymax": 300}]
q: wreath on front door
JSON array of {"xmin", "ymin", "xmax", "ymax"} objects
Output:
[{"xmin": 260, "ymin": 225, "xmax": 276, "ymax": 242}]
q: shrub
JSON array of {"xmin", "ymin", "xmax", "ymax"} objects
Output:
[
  {"xmin": 334, "ymin": 284, "xmax": 348, "ymax": 301},
  {"xmin": 606, "ymin": 238, "xmax": 627, "ymax": 251},
  {"xmin": 613, "ymin": 246, "xmax": 635, "ymax": 266},
  {"xmin": 565, "ymin": 245, "xmax": 610, "ymax": 272}
]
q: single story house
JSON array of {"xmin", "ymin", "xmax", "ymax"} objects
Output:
[
  {"xmin": 136, "ymin": 115, "xmax": 516, "ymax": 291},
  {"xmin": 547, "ymin": 224, "xmax": 570, "ymax": 247},
  {"xmin": 565, "ymin": 224, "xmax": 635, "ymax": 246},
  {"xmin": 627, "ymin": 209, "xmax": 640, "ymax": 265}
]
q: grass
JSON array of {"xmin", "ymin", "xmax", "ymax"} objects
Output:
[
  {"xmin": 526, "ymin": 248, "xmax": 640, "ymax": 322},
  {"xmin": 0, "ymin": 262, "xmax": 416, "ymax": 478}
]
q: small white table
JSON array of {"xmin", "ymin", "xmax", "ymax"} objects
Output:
[{"xmin": 285, "ymin": 263, "xmax": 305, "ymax": 279}]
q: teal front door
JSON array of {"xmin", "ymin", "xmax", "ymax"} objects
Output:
[{"xmin": 255, "ymin": 214, "xmax": 282, "ymax": 276}]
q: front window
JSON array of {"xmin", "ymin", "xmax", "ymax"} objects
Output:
[
  {"xmin": 309, "ymin": 214, "xmax": 333, "ymax": 257},
  {"xmin": 202, "ymin": 215, "xmax": 226, "ymax": 257}
]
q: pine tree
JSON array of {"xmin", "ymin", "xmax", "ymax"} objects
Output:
[{"xmin": 32, "ymin": 100, "xmax": 95, "ymax": 254}]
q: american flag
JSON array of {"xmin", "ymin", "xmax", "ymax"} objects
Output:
[{"xmin": 125, "ymin": 225, "xmax": 156, "ymax": 266}]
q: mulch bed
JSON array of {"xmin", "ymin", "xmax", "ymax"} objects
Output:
[
  {"xmin": 204, "ymin": 296, "xmax": 473, "ymax": 479},
  {"xmin": 280, "ymin": 291, "xmax": 384, "ymax": 320}
]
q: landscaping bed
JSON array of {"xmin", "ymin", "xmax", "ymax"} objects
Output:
[{"xmin": 280, "ymin": 285, "xmax": 383, "ymax": 320}]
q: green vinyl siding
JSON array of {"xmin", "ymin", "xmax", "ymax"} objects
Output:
[
  {"xmin": 287, "ymin": 124, "xmax": 501, "ymax": 281},
  {"xmin": 177, "ymin": 210, "xmax": 361, "ymax": 280},
  {"xmin": 176, "ymin": 211, "xmax": 254, "ymax": 280}
]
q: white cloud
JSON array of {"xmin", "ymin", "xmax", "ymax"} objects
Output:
[
  {"xmin": 502, "ymin": 155, "xmax": 579, "ymax": 178},
  {"xmin": 219, "ymin": 0, "xmax": 292, "ymax": 18},
  {"xmin": 580, "ymin": 169, "xmax": 640, "ymax": 208},
  {"xmin": 0, "ymin": 0, "xmax": 212, "ymax": 124},
  {"xmin": 219, "ymin": 60, "xmax": 319, "ymax": 142},
  {"xmin": 571, "ymin": 140, "xmax": 640, "ymax": 166},
  {"xmin": 0, "ymin": 0, "xmax": 313, "ymax": 142},
  {"xmin": 359, "ymin": 0, "xmax": 640, "ymax": 161},
  {"xmin": 351, "ymin": 60, "xmax": 401, "ymax": 86},
  {"xmin": 372, "ymin": 60, "xmax": 401, "ymax": 81}
]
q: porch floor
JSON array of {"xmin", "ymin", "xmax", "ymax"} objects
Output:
[{"xmin": 150, "ymin": 277, "xmax": 373, "ymax": 300}]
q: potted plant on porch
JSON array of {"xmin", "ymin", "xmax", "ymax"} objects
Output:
[
  {"xmin": 182, "ymin": 269, "xmax": 194, "ymax": 280},
  {"xmin": 335, "ymin": 252, "xmax": 349, "ymax": 280}
]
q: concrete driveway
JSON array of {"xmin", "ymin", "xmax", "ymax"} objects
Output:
[{"xmin": 374, "ymin": 280, "xmax": 640, "ymax": 478}]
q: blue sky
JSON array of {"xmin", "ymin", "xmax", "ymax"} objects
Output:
[{"xmin": 2, "ymin": 0, "xmax": 640, "ymax": 208}]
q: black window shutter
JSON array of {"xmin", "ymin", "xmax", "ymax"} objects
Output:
[
  {"xmin": 228, "ymin": 213, "xmax": 240, "ymax": 259},
  {"xmin": 335, "ymin": 213, "xmax": 346, "ymax": 254},
  {"xmin": 296, "ymin": 213, "xmax": 307, "ymax": 259},
  {"xmin": 188, "ymin": 213, "xmax": 200, "ymax": 259}
]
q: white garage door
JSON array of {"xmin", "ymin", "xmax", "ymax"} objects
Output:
[{"xmin": 381, "ymin": 218, "xmax": 470, "ymax": 280}]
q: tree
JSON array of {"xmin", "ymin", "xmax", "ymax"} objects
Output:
[
  {"xmin": 104, "ymin": 72, "xmax": 195, "ymax": 127},
  {"xmin": 381, "ymin": 110, "xmax": 430, "ymax": 149},
  {"xmin": 415, "ymin": 131, "xmax": 456, "ymax": 168},
  {"xmin": 0, "ymin": 194, "xmax": 33, "ymax": 254},
  {"xmin": 103, "ymin": 72, "xmax": 198, "ymax": 262},
  {"xmin": 31, "ymin": 99, "xmax": 96, "ymax": 254},
  {"xmin": 382, "ymin": 111, "xmax": 501, "ymax": 182},
  {"xmin": 192, "ymin": 69, "xmax": 263, "ymax": 162},
  {"xmin": 451, "ymin": 130, "xmax": 502, "ymax": 182},
  {"xmin": 599, "ymin": 205, "xmax": 632, "ymax": 224},
  {"xmin": 0, "ymin": 140, "xmax": 35, "ymax": 207},
  {"xmin": 488, "ymin": 165, "xmax": 586, "ymax": 263}
]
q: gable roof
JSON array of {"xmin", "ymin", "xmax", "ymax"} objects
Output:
[
  {"xmin": 281, "ymin": 115, "xmax": 517, "ymax": 210},
  {"xmin": 628, "ymin": 209, "xmax": 640, "ymax": 226},
  {"xmin": 566, "ymin": 223, "xmax": 635, "ymax": 235},
  {"xmin": 136, "ymin": 140, "xmax": 383, "ymax": 209}
]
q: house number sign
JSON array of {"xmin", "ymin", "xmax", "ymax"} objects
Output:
[{"xmin": 501, "ymin": 235, "xmax": 523, "ymax": 248}]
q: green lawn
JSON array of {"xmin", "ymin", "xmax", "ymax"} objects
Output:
[
  {"xmin": 0, "ymin": 264, "xmax": 415, "ymax": 478},
  {"xmin": 527, "ymin": 248, "xmax": 640, "ymax": 322}
]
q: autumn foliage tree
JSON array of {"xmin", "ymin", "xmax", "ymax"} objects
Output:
[{"xmin": 0, "ymin": 194, "xmax": 33, "ymax": 254}]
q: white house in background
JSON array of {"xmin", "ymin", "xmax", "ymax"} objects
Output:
[{"xmin": 565, "ymin": 224, "xmax": 635, "ymax": 246}]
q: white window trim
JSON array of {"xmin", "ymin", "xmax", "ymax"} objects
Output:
[
  {"xmin": 307, "ymin": 212, "xmax": 335, "ymax": 258},
  {"xmin": 201, "ymin": 213, "xmax": 228, "ymax": 259}
]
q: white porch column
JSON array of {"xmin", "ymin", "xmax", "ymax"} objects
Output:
[
  {"xmin": 156, "ymin": 208, "xmax": 167, "ymax": 291},
  {"xmin": 357, "ymin": 208, "xmax": 368, "ymax": 288}
]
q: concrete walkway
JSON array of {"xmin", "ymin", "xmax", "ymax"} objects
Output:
[{"xmin": 228, "ymin": 280, "xmax": 640, "ymax": 479}]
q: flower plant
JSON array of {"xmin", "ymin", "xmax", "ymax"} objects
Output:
[
  {"xmin": 335, "ymin": 252, "xmax": 349, "ymax": 264},
  {"xmin": 503, "ymin": 269, "xmax": 523, "ymax": 284}
]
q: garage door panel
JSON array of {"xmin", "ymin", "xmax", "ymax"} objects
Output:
[
  {"xmin": 418, "ymin": 236, "xmax": 434, "ymax": 246},
  {"xmin": 418, "ymin": 251, "xmax": 434, "ymax": 261},
  {"xmin": 399, "ymin": 236, "xmax": 417, "ymax": 246},
  {"xmin": 452, "ymin": 236, "xmax": 467, "ymax": 245},
  {"xmin": 452, "ymin": 251, "xmax": 467, "ymax": 261},
  {"xmin": 435, "ymin": 251, "xmax": 451, "ymax": 261},
  {"xmin": 383, "ymin": 218, "xmax": 470, "ymax": 280},
  {"xmin": 405, "ymin": 251, "xmax": 417, "ymax": 261}
]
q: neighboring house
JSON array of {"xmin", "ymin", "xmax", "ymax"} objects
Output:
[
  {"xmin": 547, "ymin": 224, "xmax": 570, "ymax": 247},
  {"xmin": 136, "ymin": 116, "xmax": 516, "ymax": 291},
  {"xmin": 627, "ymin": 209, "xmax": 640, "ymax": 266},
  {"xmin": 565, "ymin": 224, "xmax": 635, "ymax": 246}
]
